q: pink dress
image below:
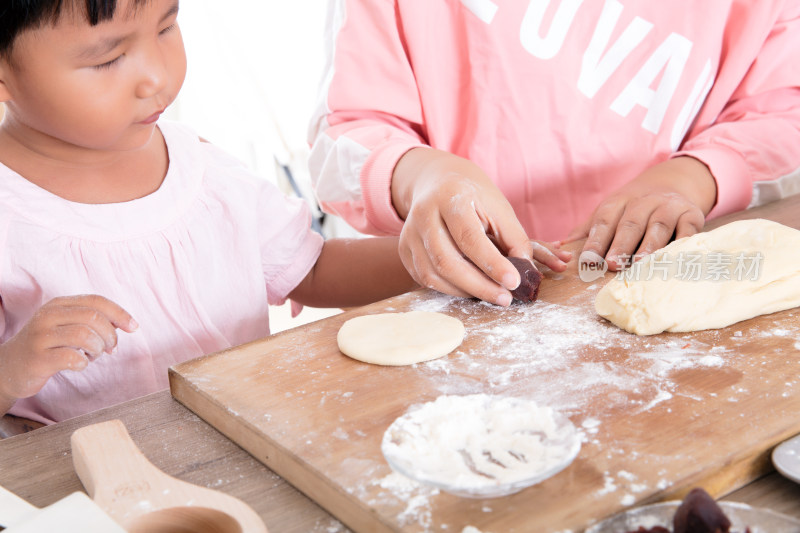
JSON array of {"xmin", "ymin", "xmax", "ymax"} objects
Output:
[
  {"xmin": 0, "ymin": 121, "xmax": 323, "ymax": 424},
  {"xmin": 309, "ymin": 0, "xmax": 800, "ymax": 241}
]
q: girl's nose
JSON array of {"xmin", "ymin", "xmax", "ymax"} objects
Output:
[{"xmin": 135, "ymin": 45, "xmax": 169, "ymax": 99}]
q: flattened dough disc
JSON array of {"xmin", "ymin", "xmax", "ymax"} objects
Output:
[{"xmin": 337, "ymin": 311, "xmax": 465, "ymax": 366}]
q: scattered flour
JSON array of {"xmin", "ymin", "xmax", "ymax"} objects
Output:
[
  {"xmin": 372, "ymin": 472, "xmax": 439, "ymax": 529},
  {"xmin": 364, "ymin": 290, "xmax": 800, "ymax": 528},
  {"xmin": 598, "ymin": 473, "xmax": 617, "ymax": 495},
  {"xmin": 309, "ymin": 518, "xmax": 348, "ymax": 533},
  {"xmin": 582, "ymin": 418, "xmax": 601, "ymax": 435},
  {"xmin": 400, "ymin": 291, "xmax": 762, "ymax": 420},
  {"xmin": 640, "ymin": 389, "xmax": 673, "ymax": 413}
]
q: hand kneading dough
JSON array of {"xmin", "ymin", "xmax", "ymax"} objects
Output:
[
  {"xmin": 595, "ymin": 219, "xmax": 800, "ymax": 335},
  {"xmin": 337, "ymin": 311, "xmax": 465, "ymax": 366}
]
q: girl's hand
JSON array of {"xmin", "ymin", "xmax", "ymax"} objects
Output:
[
  {"xmin": 567, "ymin": 157, "xmax": 717, "ymax": 270},
  {"xmin": 392, "ymin": 148, "xmax": 570, "ymax": 305},
  {"xmin": 0, "ymin": 295, "xmax": 137, "ymax": 404}
]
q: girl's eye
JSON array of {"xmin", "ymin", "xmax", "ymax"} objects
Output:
[
  {"xmin": 93, "ymin": 56, "xmax": 121, "ymax": 70},
  {"xmin": 160, "ymin": 23, "xmax": 177, "ymax": 35}
]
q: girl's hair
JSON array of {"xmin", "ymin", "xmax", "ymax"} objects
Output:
[{"xmin": 0, "ymin": 0, "xmax": 149, "ymax": 58}]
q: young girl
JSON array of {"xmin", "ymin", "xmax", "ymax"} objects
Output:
[
  {"xmin": 0, "ymin": 0, "xmax": 417, "ymax": 424},
  {"xmin": 308, "ymin": 0, "xmax": 800, "ymax": 306}
]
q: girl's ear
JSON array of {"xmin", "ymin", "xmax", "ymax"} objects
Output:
[
  {"xmin": 0, "ymin": 64, "xmax": 13, "ymax": 103},
  {"xmin": 0, "ymin": 84, "xmax": 11, "ymax": 103}
]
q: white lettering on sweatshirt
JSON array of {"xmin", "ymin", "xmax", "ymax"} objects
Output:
[
  {"xmin": 460, "ymin": 0, "xmax": 500, "ymax": 24},
  {"xmin": 578, "ymin": 0, "xmax": 652, "ymax": 98},
  {"xmin": 495, "ymin": 0, "xmax": 713, "ymax": 138},
  {"xmin": 520, "ymin": 0, "xmax": 585, "ymax": 60}
]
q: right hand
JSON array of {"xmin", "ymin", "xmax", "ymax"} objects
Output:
[
  {"xmin": 391, "ymin": 148, "xmax": 570, "ymax": 305},
  {"xmin": 0, "ymin": 295, "xmax": 138, "ymax": 404}
]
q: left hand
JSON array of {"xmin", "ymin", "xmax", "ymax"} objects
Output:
[{"xmin": 566, "ymin": 157, "xmax": 717, "ymax": 270}]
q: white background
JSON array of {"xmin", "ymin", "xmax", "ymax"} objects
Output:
[{"xmin": 173, "ymin": 1, "xmax": 328, "ymax": 197}]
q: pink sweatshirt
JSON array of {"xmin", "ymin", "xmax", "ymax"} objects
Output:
[
  {"xmin": 309, "ymin": 0, "xmax": 800, "ymax": 242},
  {"xmin": 1, "ymin": 121, "xmax": 323, "ymax": 424}
]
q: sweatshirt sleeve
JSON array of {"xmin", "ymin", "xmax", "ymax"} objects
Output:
[
  {"xmin": 676, "ymin": 4, "xmax": 800, "ymax": 219},
  {"xmin": 308, "ymin": 0, "xmax": 427, "ymax": 236}
]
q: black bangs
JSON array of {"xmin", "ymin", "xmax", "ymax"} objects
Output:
[
  {"xmin": 86, "ymin": 0, "xmax": 118, "ymax": 25},
  {"xmin": 0, "ymin": 0, "xmax": 151, "ymax": 57},
  {"xmin": 0, "ymin": 0, "xmax": 60, "ymax": 56},
  {"xmin": 85, "ymin": 0, "xmax": 151, "ymax": 25},
  {"xmin": 82, "ymin": 0, "xmax": 151, "ymax": 25}
]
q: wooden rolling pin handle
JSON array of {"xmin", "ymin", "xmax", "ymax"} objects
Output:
[{"xmin": 70, "ymin": 419, "xmax": 160, "ymax": 500}]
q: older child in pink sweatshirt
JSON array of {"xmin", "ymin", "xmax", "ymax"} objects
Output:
[{"xmin": 309, "ymin": 0, "xmax": 800, "ymax": 306}]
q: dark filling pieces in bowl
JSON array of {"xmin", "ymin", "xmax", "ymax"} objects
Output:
[{"xmin": 626, "ymin": 488, "xmax": 750, "ymax": 533}]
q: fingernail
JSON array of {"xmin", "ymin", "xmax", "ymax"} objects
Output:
[
  {"xmin": 496, "ymin": 293, "xmax": 513, "ymax": 307},
  {"xmin": 128, "ymin": 318, "xmax": 139, "ymax": 331},
  {"xmin": 502, "ymin": 273, "xmax": 519, "ymax": 290}
]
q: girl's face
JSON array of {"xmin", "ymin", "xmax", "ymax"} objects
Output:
[{"xmin": 0, "ymin": 0, "xmax": 186, "ymax": 154}]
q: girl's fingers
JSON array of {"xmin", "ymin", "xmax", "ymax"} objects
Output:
[
  {"xmin": 1, "ymin": 345, "xmax": 88, "ymax": 400},
  {"xmin": 77, "ymin": 308, "xmax": 121, "ymax": 353},
  {"xmin": 1, "ymin": 295, "xmax": 138, "ymax": 400},
  {"xmin": 531, "ymin": 241, "xmax": 571, "ymax": 272},
  {"xmin": 30, "ymin": 295, "xmax": 138, "ymax": 360},
  {"xmin": 50, "ymin": 346, "xmax": 90, "ymax": 372},
  {"xmin": 44, "ymin": 306, "xmax": 118, "ymax": 354},
  {"xmin": 51, "ymin": 324, "xmax": 109, "ymax": 359},
  {"xmin": 29, "ymin": 342, "xmax": 93, "ymax": 382},
  {"xmin": 63, "ymin": 295, "xmax": 139, "ymax": 333}
]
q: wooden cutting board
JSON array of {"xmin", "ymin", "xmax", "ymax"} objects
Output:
[{"xmin": 170, "ymin": 196, "xmax": 800, "ymax": 533}]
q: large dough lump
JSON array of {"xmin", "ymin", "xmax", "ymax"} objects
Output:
[
  {"xmin": 337, "ymin": 311, "xmax": 465, "ymax": 365},
  {"xmin": 595, "ymin": 219, "xmax": 800, "ymax": 335}
]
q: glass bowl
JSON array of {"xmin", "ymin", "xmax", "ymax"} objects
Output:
[
  {"xmin": 585, "ymin": 500, "xmax": 800, "ymax": 533},
  {"xmin": 381, "ymin": 394, "xmax": 581, "ymax": 498}
]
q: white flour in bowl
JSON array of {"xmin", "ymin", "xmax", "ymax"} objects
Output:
[{"xmin": 381, "ymin": 393, "xmax": 581, "ymax": 498}]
